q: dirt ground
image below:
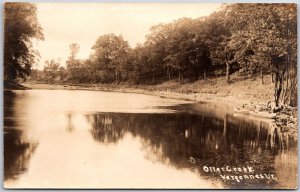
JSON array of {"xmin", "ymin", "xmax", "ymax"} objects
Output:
[{"xmin": 22, "ymin": 73, "xmax": 297, "ymax": 140}]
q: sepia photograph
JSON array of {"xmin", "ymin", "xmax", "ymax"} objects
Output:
[{"xmin": 3, "ymin": 2, "xmax": 298, "ymax": 189}]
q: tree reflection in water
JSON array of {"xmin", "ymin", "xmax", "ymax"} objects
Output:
[
  {"xmin": 86, "ymin": 114, "xmax": 125, "ymax": 144},
  {"xmin": 4, "ymin": 91, "xmax": 38, "ymax": 181},
  {"xmin": 4, "ymin": 90, "xmax": 296, "ymax": 188},
  {"xmin": 66, "ymin": 112, "xmax": 75, "ymax": 132},
  {"xmin": 4, "ymin": 129, "xmax": 38, "ymax": 181},
  {"xmin": 85, "ymin": 112, "xmax": 296, "ymax": 189}
]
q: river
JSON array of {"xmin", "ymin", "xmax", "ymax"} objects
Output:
[{"xmin": 3, "ymin": 89, "xmax": 297, "ymax": 189}]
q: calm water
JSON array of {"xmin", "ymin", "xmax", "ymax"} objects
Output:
[{"xmin": 3, "ymin": 90, "xmax": 297, "ymax": 189}]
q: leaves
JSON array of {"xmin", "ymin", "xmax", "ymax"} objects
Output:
[
  {"xmin": 4, "ymin": 2, "xmax": 44, "ymax": 81},
  {"xmin": 90, "ymin": 34, "xmax": 130, "ymax": 83}
]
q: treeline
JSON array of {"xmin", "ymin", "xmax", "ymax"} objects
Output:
[{"xmin": 29, "ymin": 4, "xmax": 296, "ymax": 107}]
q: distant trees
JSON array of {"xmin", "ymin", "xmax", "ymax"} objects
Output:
[
  {"xmin": 127, "ymin": 45, "xmax": 150, "ymax": 84},
  {"xmin": 29, "ymin": 59, "xmax": 65, "ymax": 83},
  {"xmin": 44, "ymin": 60, "xmax": 59, "ymax": 80},
  {"xmin": 29, "ymin": 3, "xmax": 297, "ymax": 107},
  {"xmin": 43, "ymin": 59, "xmax": 67, "ymax": 83},
  {"xmin": 66, "ymin": 43, "xmax": 82, "ymax": 81},
  {"xmin": 90, "ymin": 34, "xmax": 130, "ymax": 83},
  {"xmin": 4, "ymin": 2, "xmax": 44, "ymax": 81},
  {"xmin": 67, "ymin": 43, "xmax": 80, "ymax": 69},
  {"xmin": 163, "ymin": 18, "xmax": 198, "ymax": 81}
]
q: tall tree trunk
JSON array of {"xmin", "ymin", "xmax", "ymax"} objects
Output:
[
  {"xmin": 225, "ymin": 60, "xmax": 231, "ymax": 83},
  {"xmin": 223, "ymin": 114, "xmax": 228, "ymax": 146},
  {"xmin": 167, "ymin": 67, "xmax": 171, "ymax": 80},
  {"xmin": 166, "ymin": 67, "xmax": 169, "ymax": 80},
  {"xmin": 260, "ymin": 67, "xmax": 264, "ymax": 84},
  {"xmin": 274, "ymin": 71, "xmax": 283, "ymax": 107},
  {"xmin": 115, "ymin": 71, "xmax": 118, "ymax": 84},
  {"xmin": 152, "ymin": 72, "xmax": 155, "ymax": 84},
  {"xmin": 271, "ymin": 74, "xmax": 274, "ymax": 83},
  {"xmin": 285, "ymin": 10, "xmax": 290, "ymax": 104},
  {"xmin": 290, "ymin": 64, "xmax": 297, "ymax": 106}
]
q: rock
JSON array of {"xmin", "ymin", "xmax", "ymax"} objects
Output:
[
  {"xmin": 190, "ymin": 157, "xmax": 196, "ymax": 164},
  {"xmin": 273, "ymin": 106, "xmax": 282, "ymax": 113}
]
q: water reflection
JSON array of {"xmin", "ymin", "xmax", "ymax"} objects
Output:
[
  {"xmin": 3, "ymin": 90, "xmax": 297, "ymax": 189},
  {"xmin": 66, "ymin": 112, "xmax": 75, "ymax": 132},
  {"xmin": 86, "ymin": 114, "xmax": 125, "ymax": 144},
  {"xmin": 4, "ymin": 91, "xmax": 38, "ymax": 181},
  {"xmin": 85, "ymin": 112, "xmax": 297, "ymax": 189},
  {"xmin": 4, "ymin": 130, "xmax": 38, "ymax": 181}
]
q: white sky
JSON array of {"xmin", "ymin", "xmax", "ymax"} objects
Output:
[{"xmin": 33, "ymin": 3, "xmax": 222, "ymax": 69}]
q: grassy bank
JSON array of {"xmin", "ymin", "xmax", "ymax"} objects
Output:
[{"xmin": 23, "ymin": 73, "xmax": 297, "ymax": 139}]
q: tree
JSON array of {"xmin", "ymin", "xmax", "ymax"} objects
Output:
[
  {"xmin": 66, "ymin": 43, "xmax": 80, "ymax": 69},
  {"xmin": 163, "ymin": 18, "xmax": 194, "ymax": 82},
  {"xmin": 204, "ymin": 7, "xmax": 248, "ymax": 84},
  {"xmin": 145, "ymin": 18, "xmax": 207, "ymax": 83},
  {"xmin": 221, "ymin": 4, "xmax": 297, "ymax": 106},
  {"xmin": 145, "ymin": 23, "xmax": 171, "ymax": 82},
  {"xmin": 127, "ymin": 45, "xmax": 149, "ymax": 84},
  {"xmin": 4, "ymin": 2, "xmax": 44, "ymax": 81},
  {"xmin": 43, "ymin": 59, "xmax": 60, "ymax": 82},
  {"xmin": 91, "ymin": 34, "xmax": 130, "ymax": 83},
  {"xmin": 66, "ymin": 43, "xmax": 82, "ymax": 81}
]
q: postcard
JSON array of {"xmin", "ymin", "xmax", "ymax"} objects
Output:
[{"xmin": 3, "ymin": 2, "xmax": 297, "ymax": 189}]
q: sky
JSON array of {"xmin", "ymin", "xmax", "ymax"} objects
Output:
[{"xmin": 33, "ymin": 3, "xmax": 222, "ymax": 69}]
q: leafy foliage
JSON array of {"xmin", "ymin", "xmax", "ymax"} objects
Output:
[
  {"xmin": 28, "ymin": 3, "xmax": 297, "ymax": 106},
  {"xmin": 4, "ymin": 2, "xmax": 44, "ymax": 81},
  {"xmin": 90, "ymin": 34, "xmax": 130, "ymax": 83}
]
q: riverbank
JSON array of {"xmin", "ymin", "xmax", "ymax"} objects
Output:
[
  {"xmin": 22, "ymin": 74, "xmax": 297, "ymax": 140},
  {"xmin": 25, "ymin": 74, "xmax": 274, "ymax": 105},
  {"xmin": 4, "ymin": 80, "xmax": 30, "ymax": 90}
]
